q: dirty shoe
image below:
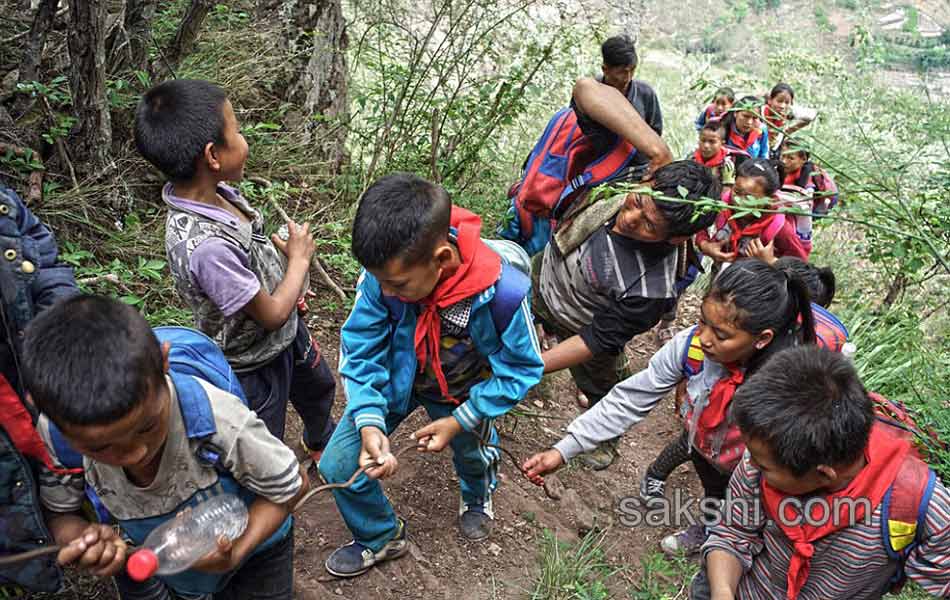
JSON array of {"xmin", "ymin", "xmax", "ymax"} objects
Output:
[
  {"xmin": 660, "ymin": 523, "xmax": 707, "ymax": 556},
  {"xmin": 639, "ymin": 472, "xmax": 667, "ymax": 505},
  {"xmin": 458, "ymin": 497, "xmax": 494, "ymax": 541},
  {"xmin": 325, "ymin": 518, "xmax": 409, "ymax": 577},
  {"xmin": 577, "ymin": 438, "xmax": 618, "ymax": 470}
]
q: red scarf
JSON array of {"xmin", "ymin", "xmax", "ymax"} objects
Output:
[
  {"xmin": 0, "ymin": 373, "xmax": 81, "ymax": 475},
  {"xmin": 695, "ymin": 364, "xmax": 744, "ymax": 438},
  {"xmin": 763, "ymin": 103, "xmax": 786, "ymax": 130},
  {"xmin": 414, "ymin": 207, "xmax": 501, "ymax": 404},
  {"xmin": 784, "ymin": 167, "xmax": 802, "ymax": 187},
  {"xmin": 723, "ymin": 209, "xmax": 779, "ymax": 252},
  {"xmin": 762, "ymin": 425, "xmax": 911, "ymax": 600},
  {"xmin": 728, "ymin": 124, "xmax": 761, "ymax": 154},
  {"xmin": 693, "ymin": 147, "xmax": 727, "ymax": 168}
]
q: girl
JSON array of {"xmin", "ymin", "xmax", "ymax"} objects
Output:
[
  {"xmin": 695, "ymin": 158, "xmax": 811, "ymax": 263},
  {"xmin": 522, "ymin": 261, "xmax": 817, "ymax": 555},
  {"xmin": 720, "ymin": 96, "xmax": 769, "ymax": 159},
  {"xmin": 779, "ymin": 139, "xmax": 838, "ymax": 217},
  {"xmin": 763, "ymin": 83, "xmax": 816, "ymax": 156},
  {"xmin": 694, "ymin": 86, "xmax": 735, "ymax": 131}
]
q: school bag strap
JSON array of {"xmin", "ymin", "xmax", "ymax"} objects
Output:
[
  {"xmin": 880, "ymin": 453, "xmax": 936, "ymax": 594},
  {"xmin": 153, "ymin": 326, "xmax": 247, "ymax": 404},
  {"xmin": 679, "ymin": 326, "xmax": 704, "ymax": 377},
  {"xmin": 812, "ymin": 304, "xmax": 849, "ymax": 352}
]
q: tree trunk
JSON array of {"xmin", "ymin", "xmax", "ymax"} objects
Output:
[
  {"xmin": 13, "ymin": 0, "xmax": 60, "ymax": 115},
  {"xmin": 280, "ymin": 0, "xmax": 349, "ymax": 173},
  {"xmin": 882, "ymin": 272, "xmax": 908, "ymax": 307},
  {"xmin": 67, "ymin": 0, "xmax": 113, "ymax": 171},
  {"xmin": 125, "ymin": 0, "xmax": 158, "ymax": 73},
  {"xmin": 162, "ymin": 0, "xmax": 215, "ymax": 74}
]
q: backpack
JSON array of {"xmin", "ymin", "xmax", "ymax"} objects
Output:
[
  {"xmin": 497, "ymin": 107, "xmax": 639, "ymax": 256},
  {"xmin": 811, "ymin": 165, "xmax": 839, "ymax": 217}
]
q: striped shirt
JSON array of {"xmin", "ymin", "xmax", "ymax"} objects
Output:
[{"xmin": 703, "ymin": 455, "xmax": 950, "ymax": 599}]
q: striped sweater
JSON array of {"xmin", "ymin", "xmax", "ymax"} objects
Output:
[{"xmin": 703, "ymin": 455, "xmax": 950, "ymax": 599}]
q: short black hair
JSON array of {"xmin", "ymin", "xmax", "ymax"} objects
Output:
[
  {"xmin": 134, "ymin": 79, "xmax": 229, "ymax": 182},
  {"xmin": 650, "ymin": 160, "xmax": 721, "ymax": 237},
  {"xmin": 601, "ymin": 35, "xmax": 638, "ymax": 69},
  {"xmin": 22, "ymin": 295, "xmax": 165, "ymax": 427},
  {"xmin": 774, "ymin": 257, "xmax": 836, "ymax": 307},
  {"xmin": 769, "ymin": 82, "xmax": 795, "ymax": 101},
  {"xmin": 736, "ymin": 158, "xmax": 785, "ymax": 196},
  {"xmin": 351, "ymin": 173, "xmax": 452, "ymax": 269},
  {"xmin": 701, "ymin": 119, "xmax": 727, "ymax": 140},
  {"xmin": 732, "ymin": 346, "xmax": 874, "ymax": 476},
  {"xmin": 714, "ymin": 86, "xmax": 736, "ymax": 102}
]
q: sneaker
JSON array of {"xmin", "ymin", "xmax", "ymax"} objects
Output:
[
  {"xmin": 325, "ymin": 518, "xmax": 409, "ymax": 577},
  {"xmin": 458, "ymin": 497, "xmax": 494, "ymax": 541},
  {"xmin": 639, "ymin": 473, "xmax": 667, "ymax": 505},
  {"xmin": 576, "ymin": 438, "xmax": 618, "ymax": 470},
  {"xmin": 660, "ymin": 523, "xmax": 707, "ymax": 556}
]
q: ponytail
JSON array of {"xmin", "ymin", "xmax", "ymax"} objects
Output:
[
  {"xmin": 774, "ymin": 257, "xmax": 837, "ymax": 308},
  {"xmin": 818, "ymin": 267, "xmax": 837, "ymax": 307}
]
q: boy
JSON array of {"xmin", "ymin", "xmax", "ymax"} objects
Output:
[
  {"xmin": 571, "ymin": 34, "xmax": 668, "ymax": 177},
  {"xmin": 134, "ymin": 79, "xmax": 335, "ymax": 463},
  {"xmin": 318, "ymin": 173, "xmax": 543, "ymax": 577},
  {"xmin": 696, "ymin": 347, "xmax": 950, "ymax": 599},
  {"xmin": 0, "ymin": 184, "xmax": 79, "ymax": 596},
  {"xmin": 534, "ymin": 160, "xmax": 719, "ymax": 469},
  {"xmin": 692, "ymin": 120, "xmax": 735, "ymax": 191},
  {"xmin": 26, "ymin": 295, "xmax": 307, "ymax": 599}
]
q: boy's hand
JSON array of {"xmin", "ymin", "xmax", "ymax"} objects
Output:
[
  {"xmin": 698, "ymin": 239, "xmax": 737, "ymax": 263},
  {"xmin": 522, "ymin": 449, "xmax": 565, "ymax": 482},
  {"xmin": 746, "ymin": 239, "xmax": 776, "ymax": 265},
  {"xmin": 359, "ymin": 426, "xmax": 398, "ymax": 480},
  {"xmin": 57, "ymin": 524, "xmax": 127, "ymax": 577},
  {"xmin": 189, "ymin": 535, "xmax": 242, "ymax": 574},
  {"xmin": 412, "ymin": 416, "xmax": 463, "ymax": 453},
  {"xmin": 271, "ymin": 221, "xmax": 315, "ymax": 263}
]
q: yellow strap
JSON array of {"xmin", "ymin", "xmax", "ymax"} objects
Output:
[{"xmin": 888, "ymin": 519, "xmax": 918, "ymax": 552}]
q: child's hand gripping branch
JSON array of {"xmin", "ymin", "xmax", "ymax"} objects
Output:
[
  {"xmin": 697, "ymin": 238, "xmax": 737, "ymax": 263},
  {"xmin": 411, "ymin": 416, "xmax": 463, "ymax": 453},
  {"xmin": 243, "ymin": 220, "xmax": 315, "ymax": 331},
  {"xmin": 359, "ymin": 426, "xmax": 400, "ymax": 479},
  {"xmin": 51, "ymin": 520, "xmax": 127, "ymax": 577}
]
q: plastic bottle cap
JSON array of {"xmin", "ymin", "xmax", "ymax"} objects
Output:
[{"xmin": 126, "ymin": 549, "xmax": 159, "ymax": 582}]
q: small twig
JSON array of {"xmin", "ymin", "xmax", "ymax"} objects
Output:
[
  {"xmin": 77, "ymin": 273, "xmax": 121, "ymax": 286},
  {"xmin": 39, "ymin": 96, "xmax": 79, "ymax": 190},
  {"xmin": 0, "ymin": 545, "xmax": 61, "ymax": 566}
]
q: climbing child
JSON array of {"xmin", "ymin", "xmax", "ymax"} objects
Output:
[
  {"xmin": 694, "ymin": 346, "xmax": 950, "ymax": 599},
  {"xmin": 721, "ymin": 96, "xmax": 770, "ymax": 160},
  {"xmin": 318, "ymin": 173, "xmax": 543, "ymax": 577},
  {"xmin": 780, "ymin": 138, "xmax": 838, "ymax": 217},
  {"xmin": 762, "ymin": 82, "xmax": 817, "ymax": 156},
  {"xmin": 523, "ymin": 260, "xmax": 816, "ymax": 556},
  {"xmin": 694, "ymin": 86, "xmax": 735, "ymax": 131},
  {"xmin": 134, "ymin": 79, "xmax": 336, "ymax": 465},
  {"xmin": 28, "ymin": 296, "xmax": 307, "ymax": 599},
  {"xmin": 693, "ymin": 120, "xmax": 736, "ymax": 191},
  {"xmin": 695, "ymin": 158, "xmax": 811, "ymax": 265}
]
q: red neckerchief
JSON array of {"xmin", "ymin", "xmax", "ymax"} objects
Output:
[
  {"xmin": 762, "ymin": 425, "xmax": 910, "ymax": 600},
  {"xmin": 0, "ymin": 373, "xmax": 81, "ymax": 475},
  {"xmin": 696, "ymin": 364, "xmax": 744, "ymax": 437},
  {"xmin": 414, "ymin": 207, "xmax": 501, "ymax": 404},
  {"xmin": 722, "ymin": 208, "xmax": 779, "ymax": 252},
  {"xmin": 763, "ymin": 103, "xmax": 786, "ymax": 130},
  {"xmin": 784, "ymin": 167, "xmax": 802, "ymax": 187},
  {"xmin": 694, "ymin": 147, "xmax": 727, "ymax": 168},
  {"xmin": 727, "ymin": 124, "xmax": 762, "ymax": 153}
]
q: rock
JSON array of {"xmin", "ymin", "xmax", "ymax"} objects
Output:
[
  {"xmin": 487, "ymin": 542, "xmax": 502, "ymax": 557},
  {"xmin": 333, "ymin": 588, "xmax": 342, "ymax": 595},
  {"xmin": 532, "ymin": 399, "xmax": 544, "ymax": 408},
  {"xmin": 1, "ymin": 70, "xmax": 19, "ymax": 101},
  {"xmin": 561, "ymin": 488, "xmax": 597, "ymax": 534},
  {"xmin": 542, "ymin": 474, "xmax": 565, "ymax": 500}
]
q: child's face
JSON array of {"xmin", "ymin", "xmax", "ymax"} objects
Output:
[
  {"xmin": 58, "ymin": 380, "xmax": 171, "ymax": 472},
  {"xmin": 211, "ymin": 100, "xmax": 249, "ymax": 181},
  {"xmin": 733, "ymin": 176, "xmax": 768, "ymax": 199},
  {"xmin": 768, "ymin": 91, "xmax": 793, "ymax": 117},
  {"xmin": 697, "ymin": 297, "xmax": 773, "ymax": 366},
  {"xmin": 734, "ymin": 110, "xmax": 761, "ymax": 135},
  {"xmin": 745, "ymin": 436, "xmax": 826, "ymax": 495},
  {"xmin": 780, "ymin": 150, "xmax": 807, "ymax": 175},
  {"xmin": 712, "ymin": 96, "xmax": 733, "ymax": 116},
  {"xmin": 601, "ymin": 64, "xmax": 635, "ymax": 93},
  {"xmin": 369, "ymin": 242, "xmax": 455, "ymax": 303},
  {"xmin": 698, "ymin": 129, "xmax": 724, "ymax": 159},
  {"xmin": 612, "ymin": 192, "xmax": 670, "ymax": 243}
]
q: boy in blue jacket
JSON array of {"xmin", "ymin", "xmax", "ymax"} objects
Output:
[{"xmin": 318, "ymin": 173, "xmax": 544, "ymax": 577}]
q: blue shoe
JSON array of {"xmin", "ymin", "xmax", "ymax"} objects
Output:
[
  {"xmin": 325, "ymin": 518, "xmax": 409, "ymax": 577},
  {"xmin": 459, "ymin": 498, "xmax": 494, "ymax": 541}
]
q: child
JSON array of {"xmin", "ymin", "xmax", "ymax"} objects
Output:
[
  {"xmin": 317, "ymin": 173, "xmax": 543, "ymax": 577},
  {"xmin": 693, "ymin": 120, "xmax": 736, "ymax": 191},
  {"xmin": 774, "ymin": 256, "xmax": 835, "ymax": 307},
  {"xmin": 26, "ymin": 296, "xmax": 306, "ymax": 598},
  {"xmin": 695, "ymin": 347, "xmax": 950, "ymax": 599},
  {"xmin": 694, "ymin": 87, "xmax": 735, "ymax": 131},
  {"xmin": 695, "ymin": 158, "xmax": 811, "ymax": 264},
  {"xmin": 534, "ymin": 161, "xmax": 719, "ymax": 469},
  {"xmin": 523, "ymin": 260, "xmax": 816, "ymax": 556},
  {"xmin": 762, "ymin": 82, "xmax": 816, "ymax": 156},
  {"xmin": 134, "ymin": 79, "xmax": 336, "ymax": 463},
  {"xmin": 721, "ymin": 96, "xmax": 770, "ymax": 160},
  {"xmin": 779, "ymin": 138, "xmax": 838, "ymax": 217}
]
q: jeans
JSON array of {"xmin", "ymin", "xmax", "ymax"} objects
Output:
[
  {"xmin": 318, "ymin": 399, "xmax": 500, "ymax": 552},
  {"xmin": 238, "ymin": 319, "xmax": 336, "ymax": 451}
]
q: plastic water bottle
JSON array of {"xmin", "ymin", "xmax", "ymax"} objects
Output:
[{"xmin": 126, "ymin": 494, "xmax": 249, "ymax": 581}]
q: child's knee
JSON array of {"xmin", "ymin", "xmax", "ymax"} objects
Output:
[{"xmin": 317, "ymin": 437, "xmax": 360, "ymax": 484}]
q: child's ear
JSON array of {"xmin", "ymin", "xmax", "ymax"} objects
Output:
[
  {"xmin": 433, "ymin": 240, "xmax": 456, "ymax": 267},
  {"xmin": 815, "ymin": 464, "xmax": 838, "ymax": 484},
  {"xmin": 161, "ymin": 341, "xmax": 172, "ymax": 374},
  {"xmin": 203, "ymin": 141, "xmax": 220, "ymax": 173},
  {"xmin": 754, "ymin": 329, "xmax": 775, "ymax": 350}
]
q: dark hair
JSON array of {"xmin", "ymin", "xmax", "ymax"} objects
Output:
[
  {"xmin": 775, "ymin": 257, "xmax": 836, "ymax": 307},
  {"xmin": 601, "ymin": 35, "xmax": 638, "ymax": 69},
  {"xmin": 134, "ymin": 79, "xmax": 229, "ymax": 182},
  {"xmin": 735, "ymin": 158, "xmax": 785, "ymax": 196},
  {"xmin": 351, "ymin": 172, "xmax": 452, "ymax": 269},
  {"xmin": 713, "ymin": 86, "xmax": 735, "ymax": 102},
  {"xmin": 720, "ymin": 95, "xmax": 763, "ymax": 140},
  {"xmin": 781, "ymin": 137, "xmax": 810, "ymax": 160},
  {"xmin": 649, "ymin": 160, "xmax": 721, "ymax": 237},
  {"xmin": 701, "ymin": 119, "xmax": 727, "ymax": 140},
  {"xmin": 22, "ymin": 295, "xmax": 165, "ymax": 427},
  {"xmin": 704, "ymin": 260, "xmax": 816, "ymax": 375},
  {"xmin": 769, "ymin": 82, "xmax": 795, "ymax": 101},
  {"xmin": 732, "ymin": 347, "xmax": 873, "ymax": 476}
]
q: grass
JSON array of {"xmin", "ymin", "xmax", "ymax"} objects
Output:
[{"xmin": 530, "ymin": 529, "xmax": 621, "ymax": 600}]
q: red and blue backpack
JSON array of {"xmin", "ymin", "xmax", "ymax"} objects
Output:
[{"xmin": 497, "ymin": 107, "xmax": 639, "ymax": 256}]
